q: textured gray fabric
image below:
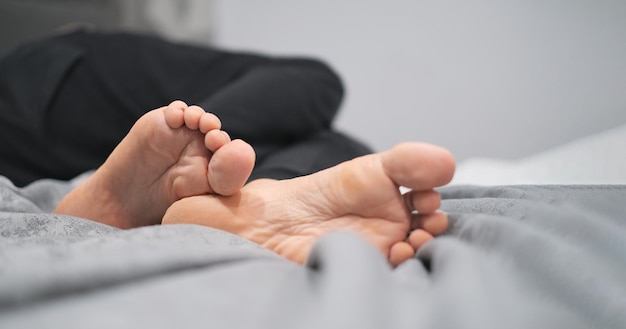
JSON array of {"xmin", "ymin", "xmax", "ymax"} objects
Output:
[{"xmin": 0, "ymin": 177, "xmax": 624, "ymax": 328}]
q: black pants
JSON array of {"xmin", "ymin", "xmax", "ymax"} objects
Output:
[{"xmin": 0, "ymin": 30, "xmax": 370, "ymax": 186}]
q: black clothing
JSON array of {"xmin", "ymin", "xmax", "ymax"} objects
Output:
[{"xmin": 0, "ymin": 31, "xmax": 370, "ymax": 186}]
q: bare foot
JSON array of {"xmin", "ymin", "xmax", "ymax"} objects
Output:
[
  {"xmin": 55, "ymin": 100, "xmax": 256, "ymax": 229},
  {"xmin": 162, "ymin": 142, "xmax": 455, "ymax": 266}
]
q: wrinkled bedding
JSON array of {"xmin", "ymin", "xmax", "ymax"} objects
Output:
[{"xmin": 1, "ymin": 175, "xmax": 625, "ymax": 328}]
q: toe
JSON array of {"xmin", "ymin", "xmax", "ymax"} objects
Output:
[
  {"xmin": 403, "ymin": 189, "xmax": 441, "ymax": 214},
  {"xmin": 389, "ymin": 241, "xmax": 416, "ymax": 267},
  {"xmin": 382, "ymin": 142, "xmax": 456, "ymax": 190},
  {"xmin": 184, "ymin": 105, "xmax": 205, "ymax": 130},
  {"xmin": 205, "ymin": 130, "xmax": 230, "ymax": 152},
  {"xmin": 412, "ymin": 211, "xmax": 448, "ymax": 236},
  {"xmin": 164, "ymin": 101, "xmax": 187, "ymax": 128},
  {"xmin": 408, "ymin": 229, "xmax": 433, "ymax": 250},
  {"xmin": 208, "ymin": 139, "xmax": 255, "ymax": 196},
  {"xmin": 199, "ymin": 112, "xmax": 222, "ymax": 133}
]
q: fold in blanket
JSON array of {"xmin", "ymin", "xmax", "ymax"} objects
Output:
[{"xmin": 1, "ymin": 177, "xmax": 625, "ymax": 329}]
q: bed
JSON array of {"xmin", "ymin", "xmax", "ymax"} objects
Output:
[{"xmin": 1, "ymin": 127, "xmax": 625, "ymax": 328}]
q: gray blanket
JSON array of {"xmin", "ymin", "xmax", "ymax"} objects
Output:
[{"xmin": 0, "ymin": 175, "xmax": 624, "ymax": 328}]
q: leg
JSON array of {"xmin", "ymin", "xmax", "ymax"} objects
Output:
[
  {"xmin": 199, "ymin": 57, "xmax": 344, "ymax": 163},
  {"xmin": 55, "ymin": 101, "xmax": 255, "ymax": 229},
  {"xmin": 162, "ymin": 142, "xmax": 455, "ymax": 267},
  {"xmin": 0, "ymin": 30, "xmax": 343, "ymax": 186},
  {"xmin": 250, "ymin": 130, "xmax": 372, "ymax": 180}
]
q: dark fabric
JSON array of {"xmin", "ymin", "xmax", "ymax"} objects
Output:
[
  {"xmin": 0, "ymin": 30, "xmax": 366, "ymax": 186},
  {"xmin": 250, "ymin": 130, "xmax": 372, "ymax": 181}
]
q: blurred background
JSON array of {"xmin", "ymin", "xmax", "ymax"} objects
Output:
[{"xmin": 2, "ymin": 0, "xmax": 625, "ymax": 162}]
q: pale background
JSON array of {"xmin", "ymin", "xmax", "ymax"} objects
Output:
[{"xmin": 2, "ymin": 0, "xmax": 625, "ymax": 161}]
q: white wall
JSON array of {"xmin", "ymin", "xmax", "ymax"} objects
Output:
[{"xmin": 211, "ymin": 0, "xmax": 626, "ymax": 160}]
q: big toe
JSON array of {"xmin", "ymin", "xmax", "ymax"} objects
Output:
[
  {"xmin": 208, "ymin": 139, "xmax": 256, "ymax": 195},
  {"xmin": 382, "ymin": 142, "xmax": 455, "ymax": 190}
]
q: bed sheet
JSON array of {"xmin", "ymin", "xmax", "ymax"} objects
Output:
[{"xmin": 0, "ymin": 175, "xmax": 625, "ymax": 328}]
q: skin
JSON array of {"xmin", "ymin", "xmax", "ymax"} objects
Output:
[
  {"xmin": 163, "ymin": 142, "xmax": 455, "ymax": 267},
  {"xmin": 56, "ymin": 100, "xmax": 456, "ymax": 266},
  {"xmin": 55, "ymin": 100, "xmax": 256, "ymax": 228}
]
